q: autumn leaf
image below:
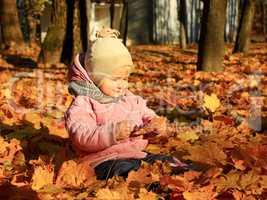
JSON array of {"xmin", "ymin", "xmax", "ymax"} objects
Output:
[
  {"xmin": 132, "ymin": 116, "xmax": 167, "ymax": 137},
  {"xmin": 183, "ymin": 185, "xmax": 217, "ymax": 200},
  {"xmin": 232, "ymin": 190, "xmax": 256, "ymax": 200},
  {"xmin": 215, "ymin": 170, "xmax": 260, "ymax": 193},
  {"xmin": 177, "ymin": 131, "xmax": 199, "ymax": 142},
  {"xmin": 184, "ymin": 142, "xmax": 227, "ymax": 166},
  {"xmin": 136, "ymin": 188, "xmax": 157, "ymax": 200},
  {"xmin": 203, "ymin": 93, "xmax": 220, "ymax": 112},
  {"xmin": 95, "ymin": 188, "xmax": 133, "ymax": 200},
  {"xmin": 160, "ymin": 175, "xmax": 193, "ymax": 192},
  {"xmin": 31, "ymin": 165, "xmax": 54, "ymax": 191},
  {"xmin": 145, "ymin": 144, "xmax": 167, "ymax": 154},
  {"xmin": 23, "ymin": 112, "xmax": 42, "ymax": 129},
  {"xmin": 0, "ymin": 137, "xmax": 23, "ymax": 165},
  {"xmin": 55, "ymin": 160, "xmax": 96, "ymax": 189},
  {"xmin": 126, "ymin": 161, "xmax": 158, "ymax": 186}
]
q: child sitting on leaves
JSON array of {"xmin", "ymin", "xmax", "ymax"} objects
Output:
[{"xmin": 64, "ymin": 28, "xmax": 185, "ymax": 180}]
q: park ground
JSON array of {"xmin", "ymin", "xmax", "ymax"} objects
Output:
[{"xmin": 0, "ymin": 43, "xmax": 267, "ymax": 199}]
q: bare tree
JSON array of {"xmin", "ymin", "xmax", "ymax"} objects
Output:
[
  {"xmin": 0, "ymin": 0, "xmax": 24, "ymax": 49},
  {"xmin": 179, "ymin": 0, "xmax": 187, "ymax": 49},
  {"xmin": 38, "ymin": 0, "xmax": 67, "ymax": 64},
  {"xmin": 233, "ymin": 0, "xmax": 256, "ymax": 54},
  {"xmin": 197, "ymin": 0, "xmax": 227, "ymax": 72},
  {"xmin": 119, "ymin": 0, "xmax": 128, "ymax": 45}
]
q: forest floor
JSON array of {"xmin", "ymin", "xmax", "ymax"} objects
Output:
[{"xmin": 0, "ymin": 43, "xmax": 267, "ymax": 199}]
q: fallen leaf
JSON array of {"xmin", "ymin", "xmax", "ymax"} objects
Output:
[
  {"xmin": 95, "ymin": 188, "xmax": 133, "ymax": 200},
  {"xmin": 137, "ymin": 188, "xmax": 157, "ymax": 200},
  {"xmin": 183, "ymin": 185, "xmax": 217, "ymax": 200},
  {"xmin": 203, "ymin": 93, "xmax": 220, "ymax": 112},
  {"xmin": 184, "ymin": 142, "xmax": 227, "ymax": 166},
  {"xmin": 55, "ymin": 160, "xmax": 96, "ymax": 189},
  {"xmin": 31, "ymin": 165, "xmax": 54, "ymax": 191},
  {"xmin": 177, "ymin": 131, "xmax": 199, "ymax": 142}
]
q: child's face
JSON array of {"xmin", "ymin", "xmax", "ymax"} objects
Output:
[{"xmin": 99, "ymin": 66, "xmax": 131, "ymax": 97}]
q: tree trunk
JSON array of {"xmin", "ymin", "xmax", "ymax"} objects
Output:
[
  {"xmin": 85, "ymin": 0, "xmax": 91, "ymax": 46},
  {"xmin": 61, "ymin": 0, "xmax": 74, "ymax": 64},
  {"xmin": 233, "ymin": 0, "xmax": 255, "ymax": 54},
  {"xmin": 110, "ymin": 1, "xmax": 115, "ymax": 28},
  {"xmin": 0, "ymin": 0, "xmax": 24, "ymax": 48},
  {"xmin": 119, "ymin": 0, "xmax": 128, "ymax": 45},
  {"xmin": 79, "ymin": 0, "xmax": 88, "ymax": 51},
  {"xmin": 38, "ymin": 0, "xmax": 67, "ymax": 64},
  {"xmin": 197, "ymin": 0, "xmax": 227, "ymax": 72},
  {"xmin": 179, "ymin": 0, "xmax": 187, "ymax": 49},
  {"xmin": 24, "ymin": 0, "xmax": 37, "ymax": 44},
  {"xmin": 73, "ymin": 0, "xmax": 83, "ymax": 55},
  {"xmin": 263, "ymin": 3, "xmax": 267, "ymax": 37}
]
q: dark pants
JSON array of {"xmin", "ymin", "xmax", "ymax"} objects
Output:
[{"xmin": 94, "ymin": 153, "xmax": 175, "ymax": 180}]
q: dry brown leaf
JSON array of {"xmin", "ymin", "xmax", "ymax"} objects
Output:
[
  {"xmin": 0, "ymin": 137, "xmax": 23, "ymax": 164},
  {"xmin": 160, "ymin": 175, "xmax": 193, "ymax": 192},
  {"xmin": 127, "ymin": 163, "xmax": 156, "ymax": 186},
  {"xmin": 183, "ymin": 185, "xmax": 217, "ymax": 200},
  {"xmin": 55, "ymin": 159, "xmax": 96, "ymax": 189},
  {"xmin": 184, "ymin": 142, "xmax": 227, "ymax": 166}
]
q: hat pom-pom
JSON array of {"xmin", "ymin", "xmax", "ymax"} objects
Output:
[{"xmin": 95, "ymin": 28, "xmax": 120, "ymax": 39}]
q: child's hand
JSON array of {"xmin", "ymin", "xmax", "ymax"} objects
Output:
[
  {"xmin": 132, "ymin": 117, "xmax": 167, "ymax": 137},
  {"xmin": 115, "ymin": 120, "xmax": 136, "ymax": 141},
  {"xmin": 147, "ymin": 117, "xmax": 167, "ymax": 135}
]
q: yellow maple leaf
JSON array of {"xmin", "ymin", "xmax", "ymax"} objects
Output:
[
  {"xmin": 203, "ymin": 93, "xmax": 220, "ymax": 113},
  {"xmin": 23, "ymin": 112, "xmax": 42, "ymax": 129},
  {"xmin": 31, "ymin": 165, "xmax": 54, "ymax": 191},
  {"xmin": 178, "ymin": 131, "xmax": 199, "ymax": 142}
]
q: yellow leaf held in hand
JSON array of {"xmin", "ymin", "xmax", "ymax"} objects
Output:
[
  {"xmin": 145, "ymin": 144, "xmax": 164, "ymax": 154},
  {"xmin": 203, "ymin": 93, "xmax": 220, "ymax": 113}
]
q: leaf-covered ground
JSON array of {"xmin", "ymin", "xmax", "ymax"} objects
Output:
[{"xmin": 0, "ymin": 43, "xmax": 267, "ymax": 199}]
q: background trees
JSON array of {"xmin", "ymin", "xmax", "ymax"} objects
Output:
[
  {"xmin": 233, "ymin": 0, "xmax": 256, "ymax": 54},
  {"xmin": 197, "ymin": 0, "xmax": 228, "ymax": 72},
  {"xmin": 38, "ymin": 0, "xmax": 67, "ymax": 64},
  {"xmin": 0, "ymin": 0, "xmax": 24, "ymax": 49}
]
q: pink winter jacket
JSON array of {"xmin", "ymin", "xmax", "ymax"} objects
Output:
[{"xmin": 64, "ymin": 54, "xmax": 157, "ymax": 168}]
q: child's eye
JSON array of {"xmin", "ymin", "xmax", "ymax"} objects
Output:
[{"xmin": 112, "ymin": 77, "xmax": 128, "ymax": 81}]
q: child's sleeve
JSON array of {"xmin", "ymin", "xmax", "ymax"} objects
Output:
[{"xmin": 64, "ymin": 99, "xmax": 117, "ymax": 153}]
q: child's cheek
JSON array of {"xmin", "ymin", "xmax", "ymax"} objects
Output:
[{"xmin": 121, "ymin": 80, "xmax": 128, "ymax": 89}]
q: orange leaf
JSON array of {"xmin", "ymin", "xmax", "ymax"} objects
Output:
[{"xmin": 56, "ymin": 160, "xmax": 96, "ymax": 189}]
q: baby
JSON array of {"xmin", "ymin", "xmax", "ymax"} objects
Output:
[{"xmin": 64, "ymin": 29, "xmax": 184, "ymax": 180}]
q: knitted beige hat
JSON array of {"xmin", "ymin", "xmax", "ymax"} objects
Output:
[{"xmin": 84, "ymin": 28, "xmax": 134, "ymax": 85}]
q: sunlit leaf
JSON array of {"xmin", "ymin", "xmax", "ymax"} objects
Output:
[
  {"xmin": 31, "ymin": 165, "xmax": 54, "ymax": 191},
  {"xmin": 203, "ymin": 93, "xmax": 220, "ymax": 112},
  {"xmin": 177, "ymin": 131, "xmax": 199, "ymax": 142}
]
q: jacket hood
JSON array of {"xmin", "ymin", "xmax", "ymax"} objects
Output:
[{"xmin": 68, "ymin": 54, "xmax": 94, "ymax": 84}]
